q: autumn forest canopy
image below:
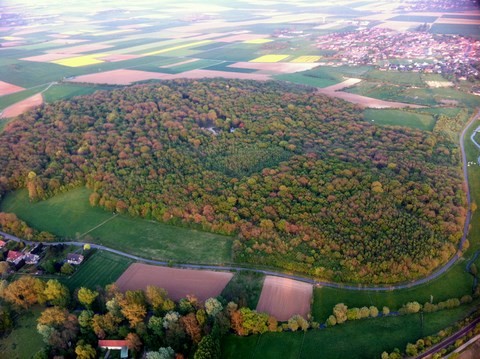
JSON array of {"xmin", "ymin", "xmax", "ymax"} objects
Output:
[{"xmin": 0, "ymin": 79, "xmax": 467, "ymax": 283}]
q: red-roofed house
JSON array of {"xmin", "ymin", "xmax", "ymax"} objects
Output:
[
  {"xmin": 98, "ymin": 340, "xmax": 128, "ymax": 358},
  {"xmin": 6, "ymin": 250, "xmax": 25, "ymax": 269},
  {"xmin": 0, "ymin": 240, "xmax": 6, "ymax": 249}
]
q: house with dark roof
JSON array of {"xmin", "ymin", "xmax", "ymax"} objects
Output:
[
  {"xmin": 98, "ymin": 340, "xmax": 128, "ymax": 358},
  {"xmin": 66, "ymin": 253, "xmax": 84, "ymax": 265}
]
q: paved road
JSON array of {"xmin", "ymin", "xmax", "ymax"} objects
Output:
[
  {"xmin": 416, "ymin": 316, "xmax": 480, "ymax": 359},
  {"xmin": 1, "ymin": 110, "xmax": 480, "ymax": 291}
]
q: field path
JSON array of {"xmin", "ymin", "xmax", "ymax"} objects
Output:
[{"xmin": 0, "ymin": 111, "xmax": 478, "ymax": 291}]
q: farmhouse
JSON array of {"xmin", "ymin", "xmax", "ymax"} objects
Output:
[
  {"xmin": 66, "ymin": 253, "xmax": 84, "ymax": 265},
  {"xmin": 6, "ymin": 250, "xmax": 25, "ymax": 269},
  {"xmin": 98, "ymin": 340, "xmax": 128, "ymax": 358}
]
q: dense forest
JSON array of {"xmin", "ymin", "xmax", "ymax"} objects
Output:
[{"xmin": 0, "ymin": 79, "xmax": 467, "ymax": 283}]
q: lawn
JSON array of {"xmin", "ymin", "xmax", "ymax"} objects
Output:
[
  {"xmin": 0, "ymin": 187, "xmax": 233, "ymax": 264},
  {"xmin": 61, "ymin": 250, "xmax": 132, "ymax": 291},
  {"xmin": 363, "ymin": 109, "xmax": 436, "ymax": 131},
  {"xmin": 0, "ymin": 307, "xmax": 44, "ymax": 359},
  {"xmin": 222, "ymin": 305, "xmax": 475, "ymax": 359},
  {"xmin": 312, "ymin": 262, "xmax": 473, "ymax": 322}
]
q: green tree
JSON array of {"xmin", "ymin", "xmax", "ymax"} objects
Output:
[
  {"xmin": 194, "ymin": 335, "xmax": 220, "ymax": 359},
  {"xmin": 60, "ymin": 262, "xmax": 74, "ymax": 275}
]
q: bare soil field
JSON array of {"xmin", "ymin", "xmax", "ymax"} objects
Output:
[
  {"xmin": 21, "ymin": 53, "xmax": 75, "ymax": 62},
  {"xmin": 68, "ymin": 68, "xmax": 271, "ymax": 85},
  {"xmin": 256, "ymin": 276, "xmax": 312, "ymax": 321},
  {"xmin": 458, "ymin": 337, "xmax": 480, "ymax": 359},
  {"xmin": 229, "ymin": 61, "xmax": 318, "ymax": 73},
  {"xmin": 217, "ymin": 33, "xmax": 270, "ymax": 42},
  {"xmin": 318, "ymin": 79, "xmax": 426, "ymax": 109},
  {"xmin": 0, "ymin": 81, "xmax": 24, "ymax": 96},
  {"xmin": 0, "ymin": 93, "xmax": 43, "ymax": 118},
  {"xmin": 376, "ymin": 21, "xmax": 421, "ymax": 31},
  {"xmin": 115, "ymin": 263, "xmax": 233, "ymax": 301}
]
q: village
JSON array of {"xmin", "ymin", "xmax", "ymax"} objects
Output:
[{"xmin": 314, "ymin": 27, "xmax": 480, "ymax": 81}]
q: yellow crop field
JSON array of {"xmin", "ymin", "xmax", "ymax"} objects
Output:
[
  {"xmin": 2, "ymin": 36, "xmax": 23, "ymax": 41},
  {"xmin": 244, "ymin": 38, "xmax": 273, "ymax": 44},
  {"xmin": 290, "ymin": 55, "xmax": 322, "ymax": 63},
  {"xmin": 143, "ymin": 40, "xmax": 212, "ymax": 56},
  {"xmin": 250, "ymin": 54, "xmax": 290, "ymax": 63},
  {"xmin": 52, "ymin": 54, "xmax": 107, "ymax": 67}
]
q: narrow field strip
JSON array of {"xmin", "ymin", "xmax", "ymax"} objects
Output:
[{"xmin": 250, "ymin": 54, "xmax": 290, "ymax": 63}]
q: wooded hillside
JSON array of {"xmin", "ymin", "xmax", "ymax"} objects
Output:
[{"xmin": 0, "ymin": 79, "xmax": 466, "ymax": 283}]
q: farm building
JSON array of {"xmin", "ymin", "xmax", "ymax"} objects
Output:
[
  {"xmin": 24, "ymin": 253, "xmax": 40, "ymax": 265},
  {"xmin": 66, "ymin": 253, "xmax": 84, "ymax": 265},
  {"xmin": 98, "ymin": 340, "xmax": 128, "ymax": 358}
]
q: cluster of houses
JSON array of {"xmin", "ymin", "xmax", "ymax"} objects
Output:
[
  {"xmin": 0, "ymin": 239, "xmax": 84, "ymax": 272},
  {"xmin": 314, "ymin": 27, "xmax": 480, "ymax": 81}
]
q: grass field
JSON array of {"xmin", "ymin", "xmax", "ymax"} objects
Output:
[
  {"xmin": 364, "ymin": 70, "xmax": 424, "ymax": 86},
  {"xmin": 222, "ymin": 305, "xmax": 475, "ymax": 359},
  {"xmin": 430, "ymin": 24, "xmax": 480, "ymax": 37},
  {"xmin": 312, "ymin": 261, "xmax": 473, "ymax": 322},
  {"xmin": 0, "ymin": 307, "xmax": 44, "ymax": 359},
  {"xmin": 275, "ymin": 65, "xmax": 372, "ymax": 88},
  {"xmin": 61, "ymin": 250, "xmax": 133, "ymax": 291},
  {"xmin": 363, "ymin": 109, "xmax": 436, "ymax": 131},
  {"xmin": 389, "ymin": 15, "xmax": 438, "ymax": 23},
  {"xmin": 0, "ymin": 187, "xmax": 233, "ymax": 264},
  {"xmin": 43, "ymin": 83, "xmax": 117, "ymax": 103}
]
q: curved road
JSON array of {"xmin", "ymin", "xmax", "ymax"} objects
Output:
[{"xmin": 1, "ymin": 110, "xmax": 480, "ymax": 291}]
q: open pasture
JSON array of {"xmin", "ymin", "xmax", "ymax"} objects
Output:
[
  {"xmin": 223, "ymin": 305, "xmax": 475, "ymax": 359},
  {"xmin": 363, "ymin": 109, "xmax": 437, "ymax": 131},
  {"xmin": 62, "ymin": 250, "xmax": 133, "ymax": 291},
  {"xmin": 116, "ymin": 263, "xmax": 233, "ymax": 301},
  {"xmin": 256, "ymin": 276, "xmax": 312, "ymax": 321}
]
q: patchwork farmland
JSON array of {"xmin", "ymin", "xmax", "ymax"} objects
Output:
[{"xmin": 6, "ymin": 0, "xmax": 477, "ymax": 118}]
